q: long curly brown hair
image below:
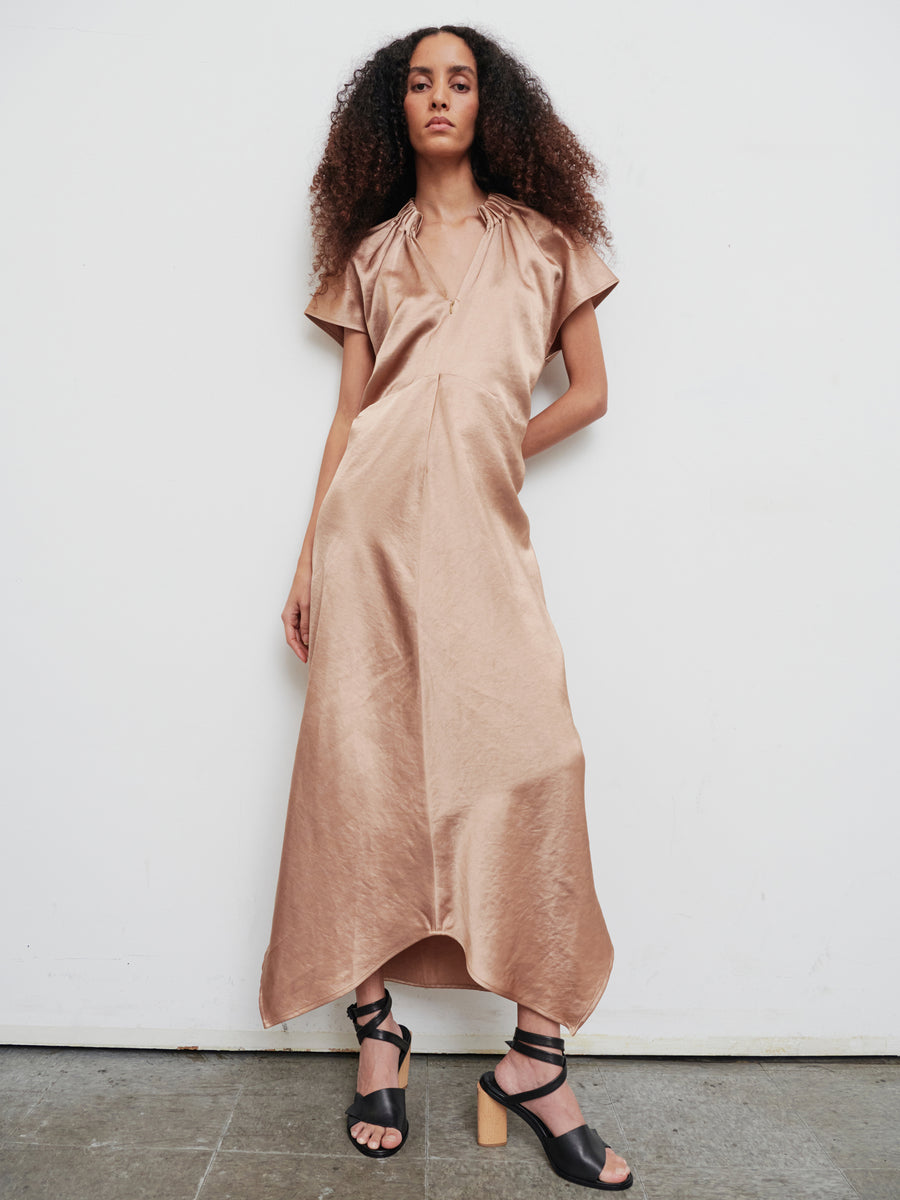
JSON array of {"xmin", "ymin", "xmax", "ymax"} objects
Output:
[{"xmin": 309, "ymin": 24, "xmax": 615, "ymax": 288}]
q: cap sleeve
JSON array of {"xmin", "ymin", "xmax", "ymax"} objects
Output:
[
  {"xmin": 542, "ymin": 226, "xmax": 619, "ymax": 359},
  {"xmin": 304, "ymin": 253, "xmax": 368, "ymax": 347}
]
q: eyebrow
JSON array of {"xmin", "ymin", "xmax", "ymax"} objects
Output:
[{"xmin": 407, "ymin": 63, "xmax": 476, "ymax": 77}]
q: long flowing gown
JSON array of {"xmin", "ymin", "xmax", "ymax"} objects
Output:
[{"xmin": 259, "ymin": 192, "xmax": 620, "ymax": 1035}]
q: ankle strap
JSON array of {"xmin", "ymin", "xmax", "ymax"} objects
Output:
[
  {"xmin": 510, "ymin": 1027, "xmax": 565, "ymax": 1050},
  {"xmin": 346, "ymin": 988, "xmax": 392, "ymax": 1025},
  {"xmin": 499, "ymin": 1025, "xmax": 568, "ymax": 1103},
  {"xmin": 345, "ymin": 987, "xmax": 410, "ymax": 1057},
  {"xmin": 505, "ymin": 1026, "xmax": 566, "ymax": 1068}
]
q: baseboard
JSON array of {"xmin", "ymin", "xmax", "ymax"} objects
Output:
[{"xmin": 1, "ymin": 1026, "xmax": 897, "ymax": 1056}]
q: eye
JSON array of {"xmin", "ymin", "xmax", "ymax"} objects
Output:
[{"xmin": 409, "ymin": 79, "xmax": 429, "ymax": 92}]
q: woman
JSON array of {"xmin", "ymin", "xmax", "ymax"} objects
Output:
[{"xmin": 259, "ymin": 24, "xmax": 632, "ymax": 1191}]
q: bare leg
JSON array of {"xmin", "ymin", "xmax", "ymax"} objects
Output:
[
  {"xmin": 492, "ymin": 1003, "xmax": 631, "ymax": 1186},
  {"xmin": 347, "ymin": 968, "xmax": 405, "ymax": 1152}
]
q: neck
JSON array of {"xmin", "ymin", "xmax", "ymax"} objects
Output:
[{"xmin": 412, "ymin": 159, "xmax": 489, "ymax": 224}]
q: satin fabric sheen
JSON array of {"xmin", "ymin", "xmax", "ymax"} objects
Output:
[{"xmin": 259, "ymin": 193, "xmax": 620, "ymax": 1035}]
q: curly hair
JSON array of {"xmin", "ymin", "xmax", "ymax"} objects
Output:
[{"xmin": 309, "ymin": 25, "xmax": 615, "ymax": 289}]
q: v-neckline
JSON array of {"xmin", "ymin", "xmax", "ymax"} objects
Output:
[{"xmin": 406, "ymin": 193, "xmax": 500, "ymax": 311}]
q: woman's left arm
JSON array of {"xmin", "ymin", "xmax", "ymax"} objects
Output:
[{"xmin": 521, "ymin": 299, "xmax": 608, "ymax": 460}]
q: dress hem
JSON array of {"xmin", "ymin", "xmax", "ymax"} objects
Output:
[{"xmin": 259, "ymin": 927, "xmax": 614, "ymax": 1037}]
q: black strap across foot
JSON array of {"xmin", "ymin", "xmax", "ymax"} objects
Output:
[{"xmin": 345, "ymin": 1084, "xmax": 408, "ymax": 1129}]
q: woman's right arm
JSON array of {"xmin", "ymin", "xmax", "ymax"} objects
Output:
[{"xmin": 282, "ymin": 327, "xmax": 375, "ymax": 662}]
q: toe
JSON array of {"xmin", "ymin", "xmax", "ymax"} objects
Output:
[
  {"xmin": 599, "ymin": 1148, "xmax": 631, "ymax": 1184},
  {"xmin": 352, "ymin": 1120, "xmax": 371, "ymax": 1144},
  {"xmin": 350, "ymin": 1119, "xmax": 403, "ymax": 1152}
]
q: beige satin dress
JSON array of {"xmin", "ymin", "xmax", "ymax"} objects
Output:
[{"xmin": 259, "ymin": 193, "xmax": 620, "ymax": 1036}]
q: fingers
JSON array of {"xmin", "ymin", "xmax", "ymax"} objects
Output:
[
  {"xmin": 282, "ymin": 607, "xmax": 309, "ymax": 664},
  {"xmin": 282, "ymin": 564, "xmax": 313, "ymax": 664}
]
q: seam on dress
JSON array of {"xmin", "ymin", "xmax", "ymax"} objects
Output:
[
  {"xmin": 415, "ymin": 373, "xmax": 443, "ymax": 929},
  {"xmin": 431, "ymin": 370, "xmax": 505, "ymax": 402}
]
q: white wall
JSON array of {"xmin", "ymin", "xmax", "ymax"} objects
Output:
[{"xmin": 1, "ymin": 0, "xmax": 897, "ymax": 1055}]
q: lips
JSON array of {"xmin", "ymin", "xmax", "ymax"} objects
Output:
[{"xmin": 427, "ymin": 118, "xmax": 453, "ymax": 128}]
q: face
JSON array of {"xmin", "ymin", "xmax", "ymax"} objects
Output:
[{"xmin": 403, "ymin": 32, "xmax": 480, "ymax": 160}]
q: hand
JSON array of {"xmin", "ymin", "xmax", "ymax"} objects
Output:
[{"xmin": 282, "ymin": 559, "xmax": 312, "ymax": 663}]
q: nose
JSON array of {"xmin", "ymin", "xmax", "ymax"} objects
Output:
[{"xmin": 431, "ymin": 82, "xmax": 449, "ymax": 109}]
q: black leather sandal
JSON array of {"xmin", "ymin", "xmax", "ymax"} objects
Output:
[
  {"xmin": 344, "ymin": 988, "xmax": 412, "ymax": 1158},
  {"xmin": 477, "ymin": 1026, "xmax": 633, "ymax": 1190}
]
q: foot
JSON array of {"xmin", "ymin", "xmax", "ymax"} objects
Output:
[
  {"xmin": 348, "ymin": 1007, "xmax": 405, "ymax": 1152},
  {"xmin": 493, "ymin": 1047, "xmax": 631, "ymax": 1187}
]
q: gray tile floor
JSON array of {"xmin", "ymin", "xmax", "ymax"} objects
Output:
[{"xmin": 0, "ymin": 1046, "xmax": 897, "ymax": 1199}]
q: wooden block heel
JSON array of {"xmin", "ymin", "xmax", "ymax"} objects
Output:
[
  {"xmin": 398, "ymin": 1045, "xmax": 411, "ymax": 1089},
  {"xmin": 476, "ymin": 1079, "xmax": 508, "ymax": 1146}
]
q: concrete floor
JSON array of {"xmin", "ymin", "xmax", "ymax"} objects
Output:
[{"xmin": 0, "ymin": 1046, "xmax": 897, "ymax": 1199}]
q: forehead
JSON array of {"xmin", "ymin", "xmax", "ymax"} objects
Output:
[{"xmin": 408, "ymin": 32, "xmax": 476, "ymax": 73}]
